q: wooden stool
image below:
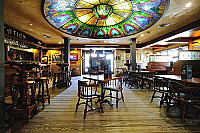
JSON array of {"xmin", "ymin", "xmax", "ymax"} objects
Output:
[
  {"xmin": 14, "ymin": 81, "xmax": 38, "ymax": 121},
  {"xmin": 35, "ymin": 77, "xmax": 50, "ymax": 109},
  {"xmin": 53, "ymin": 73, "xmax": 62, "ymax": 89}
]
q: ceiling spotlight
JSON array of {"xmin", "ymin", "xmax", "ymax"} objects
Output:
[
  {"xmin": 29, "ymin": 23, "xmax": 33, "ymax": 26},
  {"xmin": 158, "ymin": 23, "xmax": 169, "ymax": 28},
  {"xmin": 59, "ymin": 42, "xmax": 62, "ymax": 44},
  {"xmin": 141, "ymin": 34, "xmax": 144, "ymax": 37},
  {"xmin": 43, "ymin": 35, "xmax": 51, "ymax": 38},
  {"xmin": 185, "ymin": 2, "xmax": 192, "ymax": 7}
]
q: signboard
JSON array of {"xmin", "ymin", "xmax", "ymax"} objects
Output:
[
  {"xmin": 4, "ymin": 24, "xmax": 43, "ymax": 46},
  {"xmin": 149, "ymin": 55, "xmax": 171, "ymax": 62},
  {"xmin": 179, "ymin": 51, "xmax": 200, "ymax": 60}
]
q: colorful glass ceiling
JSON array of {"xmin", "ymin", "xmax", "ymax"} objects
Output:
[{"xmin": 43, "ymin": 0, "xmax": 168, "ymax": 39}]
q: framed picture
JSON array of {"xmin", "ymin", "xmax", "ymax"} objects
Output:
[
  {"xmin": 70, "ymin": 53, "xmax": 78, "ymax": 61},
  {"xmin": 52, "ymin": 54, "xmax": 63, "ymax": 63},
  {"xmin": 42, "ymin": 56, "xmax": 48, "ymax": 64}
]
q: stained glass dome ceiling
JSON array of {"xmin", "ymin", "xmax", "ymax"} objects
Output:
[{"xmin": 43, "ymin": 0, "xmax": 168, "ymax": 39}]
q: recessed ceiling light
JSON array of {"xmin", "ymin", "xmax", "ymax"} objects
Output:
[
  {"xmin": 43, "ymin": 35, "xmax": 51, "ymax": 38},
  {"xmin": 137, "ymin": 41, "xmax": 142, "ymax": 43},
  {"xmin": 59, "ymin": 42, "xmax": 62, "ymax": 44},
  {"xmin": 185, "ymin": 2, "xmax": 192, "ymax": 7},
  {"xmin": 158, "ymin": 23, "xmax": 169, "ymax": 28},
  {"xmin": 141, "ymin": 34, "xmax": 144, "ymax": 37},
  {"xmin": 29, "ymin": 23, "xmax": 33, "ymax": 26}
]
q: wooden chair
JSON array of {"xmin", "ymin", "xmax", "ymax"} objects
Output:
[
  {"xmin": 76, "ymin": 80, "xmax": 103, "ymax": 119},
  {"xmin": 167, "ymin": 82, "xmax": 200, "ymax": 120},
  {"xmin": 151, "ymin": 78, "xmax": 169, "ymax": 108},
  {"xmin": 125, "ymin": 73, "xmax": 141, "ymax": 89},
  {"xmin": 103, "ymin": 78, "xmax": 124, "ymax": 107},
  {"xmin": 143, "ymin": 72, "xmax": 155, "ymax": 90}
]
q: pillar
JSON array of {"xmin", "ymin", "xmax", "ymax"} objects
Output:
[
  {"xmin": 63, "ymin": 37, "xmax": 70, "ymax": 71},
  {"xmin": 89, "ymin": 49, "xmax": 92, "ymax": 73},
  {"xmin": 0, "ymin": 0, "xmax": 5, "ymax": 129},
  {"xmin": 130, "ymin": 38, "xmax": 137, "ymax": 70}
]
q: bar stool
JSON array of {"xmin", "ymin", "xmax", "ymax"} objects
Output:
[
  {"xmin": 67, "ymin": 71, "xmax": 72, "ymax": 87},
  {"xmin": 14, "ymin": 81, "xmax": 38, "ymax": 121},
  {"xmin": 53, "ymin": 72, "xmax": 62, "ymax": 89},
  {"xmin": 35, "ymin": 77, "xmax": 50, "ymax": 109},
  {"xmin": 61, "ymin": 71, "xmax": 67, "ymax": 87}
]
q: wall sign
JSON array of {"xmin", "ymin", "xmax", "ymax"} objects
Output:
[
  {"xmin": 4, "ymin": 37, "xmax": 28, "ymax": 48},
  {"xmin": 4, "ymin": 24, "xmax": 44, "ymax": 46},
  {"xmin": 179, "ymin": 51, "xmax": 200, "ymax": 60}
]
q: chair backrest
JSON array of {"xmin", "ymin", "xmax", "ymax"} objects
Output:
[
  {"xmin": 169, "ymin": 82, "xmax": 187, "ymax": 99},
  {"xmin": 4, "ymin": 66, "xmax": 19, "ymax": 96},
  {"xmin": 154, "ymin": 77, "xmax": 169, "ymax": 90},
  {"xmin": 104, "ymin": 78, "xmax": 123, "ymax": 90},
  {"xmin": 51, "ymin": 65, "xmax": 61, "ymax": 73},
  {"xmin": 170, "ymin": 82, "xmax": 200, "ymax": 100},
  {"xmin": 78, "ymin": 80, "xmax": 100, "ymax": 99}
]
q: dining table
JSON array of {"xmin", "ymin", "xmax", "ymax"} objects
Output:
[
  {"xmin": 153, "ymin": 74, "xmax": 200, "ymax": 87},
  {"xmin": 82, "ymin": 75, "xmax": 121, "ymax": 106},
  {"xmin": 128, "ymin": 70, "xmax": 155, "ymax": 89}
]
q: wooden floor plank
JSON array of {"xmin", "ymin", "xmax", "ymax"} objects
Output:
[{"xmin": 6, "ymin": 76, "xmax": 200, "ymax": 133}]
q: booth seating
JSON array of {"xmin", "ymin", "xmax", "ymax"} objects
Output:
[
  {"xmin": 167, "ymin": 60, "xmax": 200, "ymax": 78},
  {"xmin": 147, "ymin": 62, "xmax": 170, "ymax": 74}
]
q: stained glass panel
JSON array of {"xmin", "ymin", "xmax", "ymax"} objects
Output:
[
  {"xmin": 43, "ymin": 0, "xmax": 168, "ymax": 38},
  {"xmin": 74, "ymin": 9, "xmax": 93, "ymax": 17}
]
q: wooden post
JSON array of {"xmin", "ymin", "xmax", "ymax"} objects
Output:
[
  {"xmin": 63, "ymin": 37, "xmax": 70, "ymax": 71},
  {"xmin": 0, "ymin": 0, "xmax": 5, "ymax": 129},
  {"xmin": 89, "ymin": 49, "xmax": 92, "ymax": 71},
  {"xmin": 130, "ymin": 38, "xmax": 137, "ymax": 70}
]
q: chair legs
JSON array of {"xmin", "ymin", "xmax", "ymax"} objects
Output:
[
  {"xmin": 116, "ymin": 92, "xmax": 119, "ymax": 107},
  {"xmin": 121, "ymin": 90, "xmax": 124, "ymax": 103},
  {"xmin": 106, "ymin": 90, "xmax": 124, "ymax": 108},
  {"xmin": 76, "ymin": 97, "xmax": 103, "ymax": 119},
  {"xmin": 75, "ymin": 97, "xmax": 80, "ymax": 112},
  {"xmin": 151, "ymin": 89, "xmax": 156, "ymax": 102},
  {"xmin": 83, "ymin": 100, "xmax": 88, "ymax": 119}
]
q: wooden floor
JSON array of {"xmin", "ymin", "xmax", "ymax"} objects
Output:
[{"xmin": 6, "ymin": 76, "xmax": 200, "ymax": 133}]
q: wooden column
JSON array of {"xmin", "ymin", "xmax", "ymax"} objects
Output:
[
  {"xmin": 130, "ymin": 38, "xmax": 137, "ymax": 70},
  {"xmin": 63, "ymin": 37, "xmax": 70, "ymax": 71},
  {"xmin": 89, "ymin": 49, "xmax": 92, "ymax": 73},
  {"xmin": 0, "ymin": 0, "xmax": 5, "ymax": 129},
  {"xmin": 39, "ymin": 48, "xmax": 42, "ymax": 62}
]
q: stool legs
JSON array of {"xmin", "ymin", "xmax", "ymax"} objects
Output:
[{"xmin": 36, "ymin": 79, "xmax": 50, "ymax": 109}]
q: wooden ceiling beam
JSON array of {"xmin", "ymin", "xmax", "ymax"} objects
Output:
[
  {"xmin": 139, "ymin": 19, "xmax": 200, "ymax": 48},
  {"xmin": 153, "ymin": 43, "xmax": 188, "ymax": 52}
]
